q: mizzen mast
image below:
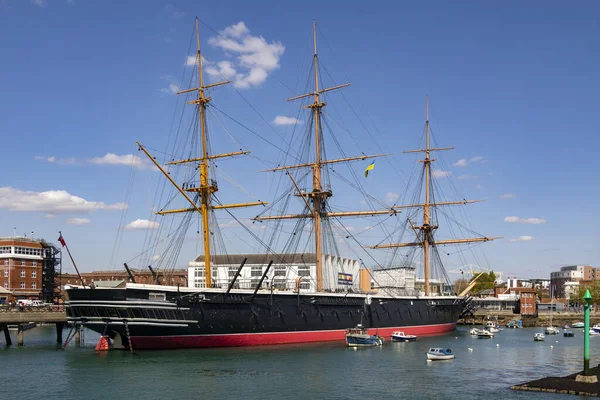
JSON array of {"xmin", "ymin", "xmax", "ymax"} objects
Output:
[
  {"xmin": 369, "ymin": 96, "xmax": 500, "ymax": 296},
  {"xmin": 254, "ymin": 21, "xmax": 398, "ymax": 292},
  {"xmin": 138, "ymin": 17, "xmax": 266, "ymax": 288}
]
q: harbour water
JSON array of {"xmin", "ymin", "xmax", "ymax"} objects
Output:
[{"xmin": 1, "ymin": 325, "xmax": 595, "ymax": 399}]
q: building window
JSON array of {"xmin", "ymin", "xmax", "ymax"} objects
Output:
[
  {"xmin": 32, "ymin": 261, "xmax": 37, "ymax": 266},
  {"xmin": 3, "ymin": 260, "xmax": 7, "ymax": 265},
  {"xmin": 299, "ymin": 282, "xmax": 310, "ymax": 290},
  {"xmin": 20, "ymin": 261, "xmax": 26, "ymax": 266},
  {"xmin": 32, "ymin": 271, "xmax": 37, "ymax": 278},
  {"xmin": 251, "ymin": 266, "xmax": 263, "ymax": 277},
  {"xmin": 3, "ymin": 270, "xmax": 7, "ymax": 277},
  {"xmin": 3, "ymin": 281, "xmax": 7, "ymax": 288},
  {"xmin": 297, "ymin": 266, "xmax": 310, "ymax": 277},
  {"xmin": 20, "ymin": 270, "xmax": 25, "ymax": 278},
  {"xmin": 20, "ymin": 282, "xmax": 25, "ymax": 289},
  {"xmin": 194, "ymin": 268, "xmax": 205, "ymax": 278},
  {"xmin": 31, "ymin": 282, "xmax": 36, "ymax": 289},
  {"xmin": 228, "ymin": 266, "xmax": 238, "ymax": 277},
  {"xmin": 0, "ymin": 246, "xmax": 10, "ymax": 254},
  {"xmin": 273, "ymin": 266, "xmax": 286, "ymax": 277},
  {"xmin": 273, "ymin": 278, "xmax": 286, "ymax": 289}
]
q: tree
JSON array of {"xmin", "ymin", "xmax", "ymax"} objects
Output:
[
  {"xmin": 576, "ymin": 281, "xmax": 600, "ymax": 305},
  {"xmin": 470, "ymin": 270, "xmax": 497, "ymax": 294},
  {"xmin": 453, "ymin": 278, "xmax": 469, "ymax": 294}
]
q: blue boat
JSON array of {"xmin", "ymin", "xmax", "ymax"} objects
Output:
[
  {"xmin": 391, "ymin": 331, "xmax": 417, "ymax": 342},
  {"xmin": 563, "ymin": 330, "xmax": 575, "ymax": 337},
  {"xmin": 345, "ymin": 325, "xmax": 384, "ymax": 347}
]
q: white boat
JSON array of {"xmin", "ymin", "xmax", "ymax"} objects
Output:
[
  {"xmin": 592, "ymin": 324, "xmax": 600, "ymax": 332},
  {"xmin": 477, "ymin": 329, "xmax": 494, "ymax": 339},
  {"xmin": 489, "ymin": 327, "xmax": 500, "ymax": 333},
  {"xmin": 426, "ymin": 348, "xmax": 455, "ymax": 360},
  {"xmin": 589, "ymin": 329, "xmax": 600, "ymax": 336},
  {"xmin": 469, "ymin": 328, "xmax": 481, "ymax": 335},
  {"xmin": 391, "ymin": 331, "xmax": 417, "ymax": 342},
  {"xmin": 572, "ymin": 322, "xmax": 584, "ymax": 328},
  {"xmin": 534, "ymin": 332, "xmax": 545, "ymax": 341},
  {"xmin": 545, "ymin": 326, "xmax": 560, "ymax": 335}
]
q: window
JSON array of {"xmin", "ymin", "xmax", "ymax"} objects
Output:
[
  {"xmin": 274, "ymin": 266, "xmax": 286, "ymax": 277},
  {"xmin": 0, "ymin": 246, "xmax": 11, "ymax": 254},
  {"xmin": 3, "ymin": 260, "xmax": 7, "ymax": 265},
  {"xmin": 149, "ymin": 292, "xmax": 166, "ymax": 301},
  {"xmin": 228, "ymin": 266, "xmax": 238, "ymax": 277},
  {"xmin": 251, "ymin": 266, "xmax": 263, "ymax": 277},
  {"xmin": 20, "ymin": 261, "xmax": 26, "ymax": 266},
  {"xmin": 273, "ymin": 278, "xmax": 286, "ymax": 289},
  {"xmin": 3, "ymin": 270, "xmax": 7, "ymax": 277},
  {"xmin": 20, "ymin": 270, "xmax": 25, "ymax": 278},
  {"xmin": 194, "ymin": 268, "xmax": 205, "ymax": 278},
  {"xmin": 3, "ymin": 282, "xmax": 7, "ymax": 288},
  {"xmin": 251, "ymin": 278, "xmax": 262, "ymax": 289},
  {"xmin": 31, "ymin": 283, "xmax": 36, "ymax": 289},
  {"xmin": 299, "ymin": 282, "xmax": 310, "ymax": 290},
  {"xmin": 32, "ymin": 261, "xmax": 37, "ymax": 266},
  {"xmin": 20, "ymin": 282, "xmax": 25, "ymax": 289},
  {"xmin": 32, "ymin": 271, "xmax": 37, "ymax": 278},
  {"xmin": 297, "ymin": 266, "xmax": 310, "ymax": 277}
]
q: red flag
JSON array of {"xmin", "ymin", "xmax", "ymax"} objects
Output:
[{"xmin": 58, "ymin": 234, "xmax": 66, "ymax": 247}]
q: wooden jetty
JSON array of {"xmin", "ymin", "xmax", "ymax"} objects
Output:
[{"xmin": 0, "ymin": 305, "xmax": 73, "ymax": 347}]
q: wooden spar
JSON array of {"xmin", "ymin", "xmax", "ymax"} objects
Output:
[
  {"xmin": 392, "ymin": 200, "xmax": 484, "ymax": 209},
  {"xmin": 285, "ymin": 168, "xmax": 314, "ymax": 213},
  {"xmin": 253, "ymin": 209, "xmax": 398, "ymax": 221},
  {"xmin": 262, "ymin": 153, "xmax": 392, "ymax": 172},
  {"xmin": 368, "ymin": 236, "xmax": 502, "ymax": 249},
  {"xmin": 156, "ymin": 202, "xmax": 267, "ymax": 215},
  {"xmin": 165, "ymin": 151, "xmax": 250, "ymax": 165},
  {"xmin": 423, "ymin": 96, "xmax": 431, "ymax": 296}
]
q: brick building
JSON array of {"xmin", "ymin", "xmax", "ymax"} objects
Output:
[
  {"xmin": 550, "ymin": 265, "xmax": 594, "ymax": 297},
  {"xmin": 0, "ymin": 236, "xmax": 44, "ymax": 301}
]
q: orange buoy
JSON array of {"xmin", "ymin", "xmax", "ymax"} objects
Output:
[{"xmin": 95, "ymin": 335, "xmax": 110, "ymax": 351}]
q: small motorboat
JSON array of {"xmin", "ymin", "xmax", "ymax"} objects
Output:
[
  {"xmin": 592, "ymin": 324, "xmax": 600, "ymax": 333},
  {"xmin": 345, "ymin": 324, "xmax": 384, "ymax": 347},
  {"xmin": 589, "ymin": 329, "xmax": 600, "ymax": 336},
  {"xmin": 469, "ymin": 328, "xmax": 481, "ymax": 335},
  {"xmin": 477, "ymin": 330, "xmax": 494, "ymax": 339},
  {"xmin": 426, "ymin": 348, "xmax": 455, "ymax": 361},
  {"xmin": 507, "ymin": 320, "xmax": 522, "ymax": 329},
  {"xmin": 563, "ymin": 330, "xmax": 575, "ymax": 337},
  {"xmin": 545, "ymin": 326, "xmax": 560, "ymax": 335},
  {"xmin": 391, "ymin": 331, "xmax": 417, "ymax": 342},
  {"xmin": 489, "ymin": 326, "xmax": 500, "ymax": 333},
  {"xmin": 572, "ymin": 322, "xmax": 584, "ymax": 328},
  {"xmin": 534, "ymin": 333, "xmax": 545, "ymax": 341}
]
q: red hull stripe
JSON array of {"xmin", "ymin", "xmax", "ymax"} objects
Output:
[{"xmin": 130, "ymin": 323, "xmax": 456, "ymax": 349}]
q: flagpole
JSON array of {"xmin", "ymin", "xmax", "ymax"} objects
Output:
[{"xmin": 58, "ymin": 231, "xmax": 85, "ymax": 287}]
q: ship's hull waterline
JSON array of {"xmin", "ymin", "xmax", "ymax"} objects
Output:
[{"xmin": 65, "ymin": 285, "xmax": 467, "ymax": 350}]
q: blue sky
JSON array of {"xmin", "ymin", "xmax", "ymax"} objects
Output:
[{"xmin": 0, "ymin": 0, "xmax": 598, "ymax": 281}]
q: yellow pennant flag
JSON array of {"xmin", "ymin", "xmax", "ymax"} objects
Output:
[{"xmin": 364, "ymin": 161, "xmax": 375, "ymax": 177}]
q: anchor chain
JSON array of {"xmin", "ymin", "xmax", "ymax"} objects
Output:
[{"xmin": 124, "ymin": 320, "xmax": 133, "ymax": 354}]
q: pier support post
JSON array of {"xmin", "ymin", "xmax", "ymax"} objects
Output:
[
  {"xmin": 2, "ymin": 325, "xmax": 11, "ymax": 346},
  {"xmin": 56, "ymin": 322, "xmax": 64, "ymax": 344},
  {"xmin": 584, "ymin": 290, "xmax": 592, "ymax": 375},
  {"xmin": 17, "ymin": 324, "xmax": 23, "ymax": 346},
  {"xmin": 75, "ymin": 325, "xmax": 81, "ymax": 347}
]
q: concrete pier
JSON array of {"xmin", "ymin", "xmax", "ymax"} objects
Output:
[
  {"xmin": 17, "ymin": 324, "xmax": 24, "ymax": 346},
  {"xmin": 2, "ymin": 324, "xmax": 11, "ymax": 346}
]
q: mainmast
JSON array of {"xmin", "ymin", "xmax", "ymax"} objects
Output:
[
  {"xmin": 138, "ymin": 17, "xmax": 267, "ymax": 288},
  {"xmin": 254, "ymin": 21, "xmax": 397, "ymax": 292},
  {"xmin": 369, "ymin": 96, "xmax": 500, "ymax": 296}
]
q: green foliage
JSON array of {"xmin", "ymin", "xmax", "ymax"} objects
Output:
[
  {"xmin": 470, "ymin": 271, "xmax": 497, "ymax": 294},
  {"xmin": 453, "ymin": 278, "xmax": 469, "ymax": 294},
  {"xmin": 577, "ymin": 281, "xmax": 600, "ymax": 303}
]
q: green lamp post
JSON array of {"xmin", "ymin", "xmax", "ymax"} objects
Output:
[{"xmin": 584, "ymin": 289, "xmax": 592, "ymax": 375}]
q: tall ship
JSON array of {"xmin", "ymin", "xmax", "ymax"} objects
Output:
[{"xmin": 64, "ymin": 19, "xmax": 498, "ymax": 349}]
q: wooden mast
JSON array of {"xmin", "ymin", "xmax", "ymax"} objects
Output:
[
  {"xmin": 368, "ymin": 96, "xmax": 501, "ymax": 296},
  {"xmin": 254, "ymin": 21, "xmax": 398, "ymax": 292},
  {"xmin": 137, "ymin": 17, "xmax": 267, "ymax": 288}
]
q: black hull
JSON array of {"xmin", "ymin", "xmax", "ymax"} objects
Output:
[{"xmin": 65, "ymin": 286, "xmax": 467, "ymax": 349}]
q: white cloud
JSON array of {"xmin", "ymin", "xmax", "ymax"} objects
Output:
[
  {"xmin": 90, "ymin": 153, "xmax": 155, "ymax": 170},
  {"xmin": 432, "ymin": 170, "xmax": 451, "ymax": 178},
  {"xmin": 359, "ymin": 199, "xmax": 367, "ymax": 205},
  {"xmin": 66, "ymin": 0, "xmax": 75, "ymax": 4},
  {"xmin": 273, "ymin": 116, "xmax": 302, "ymax": 125},
  {"xmin": 33, "ymin": 0, "xmax": 45, "ymax": 7},
  {"xmin": 151, "ymin": 255, "xmax": 161, "ymax": 262},
  {"xmin": 458, "ymin": 174, "xmax": 474, "ymax": 180},
  {"xmin": 35, "ymin": 156, "xmax": 76, "ymax": 165},
  {"xmin": 385, "ymin": 192, "xmax": 400, "ymax": 203},
  {"xmin": 452, "ymin": 156, "xmax": 485, "ymax": 167},
  {"xmin": 125, "ymin": 219, "xmax": 160, "ymax": 230},
  {"xmin": 476, "ymin": 184, "xmax": 482, "ymax": 190},
  {"xmin": 500, "ymin": 193, "xmax": 515, "ymax": 199},
  {"xmin": 504, "ymin": 216, "xmax": 546, "ymax": 224},
  {"xmin": 206, "ymin": 22, "xmax": 284, "ymax": 89},
  {"xmin": 510, "ymin": 236, "xmax": 534, "ymax": 242},
  {"xmin": 44, "ymin": 214, "xmax": 56, "ymax": 219},
  {"xmin": 0, "ymin": 187, "xmax": 127, "ymax": 213},
  {"xmin": 67, "ymin": 217, "xmax": 91, "ymax": 226},
  {"xmin": 160, "ymin": 83, "xmax": 180, "ymax": 94},
  {"xmin": 164, "ymin": 4, "xmax": 185, "ymax": 18}
]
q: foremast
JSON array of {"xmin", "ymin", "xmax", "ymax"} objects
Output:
[
  {"xmin": 369, "ymin": 96, "xmax": 500, "ymax": 296},
  {"xmin": 137, "ymin": 17, "xmax": 267, "ymax": 288},
  {"xmin": 254, "ymin": 21, "xmax": 398, "ymax": 292}
]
